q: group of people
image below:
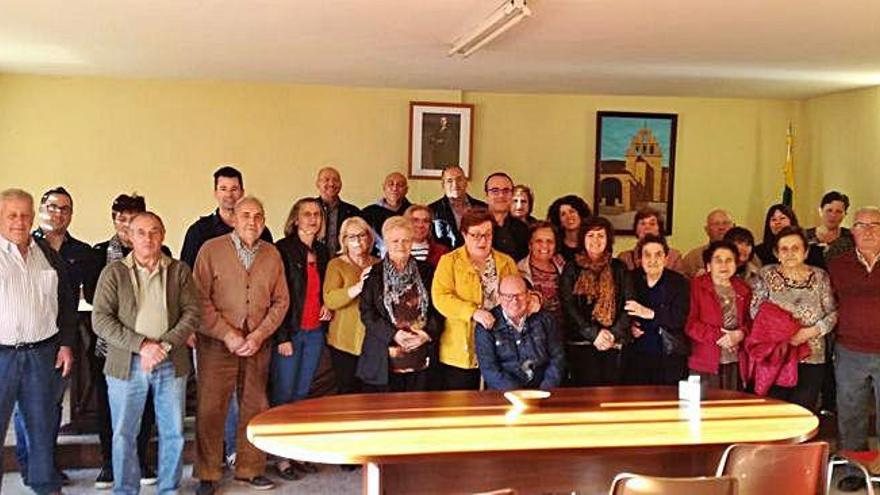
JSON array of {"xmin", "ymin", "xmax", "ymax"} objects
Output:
[{"xmin": 1, "ymin": 163, "xmax": 878, "ymax": 494}]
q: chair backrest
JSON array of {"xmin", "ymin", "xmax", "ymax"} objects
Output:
[
  {"xmin": 609, "ymin": 473, "xmax": 738, "ymax": 495},
  {"xmin": 715, "ymin": 441, "xmax": 829, "ymax": 495}
]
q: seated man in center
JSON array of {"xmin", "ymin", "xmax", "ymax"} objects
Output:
[{"xmin": 475, "ymin": 274, "xmax": 565, "ymax": 390}]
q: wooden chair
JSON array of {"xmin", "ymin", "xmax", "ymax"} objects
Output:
[
  {"xmin": 609, "ymin": 473, "xmax": 738, "ymax": 495},
  {"xmin": 715, "ymin": 441, "xmax": 829, "ymax": 495}
]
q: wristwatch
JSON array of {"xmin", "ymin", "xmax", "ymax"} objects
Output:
[{"xmin": 160, "ymin": 342, "xmax": 172, "ymax": 353}]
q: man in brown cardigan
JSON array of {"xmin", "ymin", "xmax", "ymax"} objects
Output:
[{"xmin": 193, "ymin": 196, "xmax": 289, "ymax": 494}]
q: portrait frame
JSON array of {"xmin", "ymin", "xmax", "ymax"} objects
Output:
[
  {"xmin": 593, "ymin": 111, "xmax": 678, "ymax": 236},
  {"xmin": 409, "ymin": 101, "xmax": 474, "ymax": 179}
]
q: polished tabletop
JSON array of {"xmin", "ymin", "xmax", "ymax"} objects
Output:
[{"xmin": 247, "ymin": 386, "xmax": 818, "ymax": 465}]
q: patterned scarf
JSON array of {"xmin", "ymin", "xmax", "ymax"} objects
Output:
[
  {"xmin": 382, "ymin": 256, "xmax": 429, "ymax": 328},
  {"xmin": 106, "ymin": 234, "xmax": 127, "ymax": 264},
  {"xmin": 572, "ymin": 252, "xmax": 616, "ymax": 327},
  {"xmin": 478, "ymin": 254, "xmax": 500, "ymax": 310}
]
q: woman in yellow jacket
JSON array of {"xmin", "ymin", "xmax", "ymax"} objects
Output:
[
  {"xmin": 432, "ymin": 209, "xmax": 518, "ymax": 390},
  {"xmin": 323, "ymin": 216, "xmax": 379, "ymax": 394}
]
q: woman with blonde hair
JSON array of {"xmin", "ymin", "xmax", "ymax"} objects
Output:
[
  {"xmin": 358, "ymin": 216, "xmax": 441, "ymax": 391},
  {"xmin": 324, "ymin": 216, "xmax": 379, "ymax": 394}
]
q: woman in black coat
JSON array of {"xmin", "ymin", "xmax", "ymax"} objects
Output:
[
  {"xmin": 357, "ymin": 216, "xmax": 442, "ymax": 391},
  {"xmin": 622, "ymin": 234, "xmax": 690, "ymax": 385},
  {"xmin": 559, "ymin": 216, "xmax": 632, "ymax": 386}
]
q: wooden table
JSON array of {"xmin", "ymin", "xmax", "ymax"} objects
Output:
[{"xmin": 248, "ymin": 386, "xmax": 818, "ymax": 494}]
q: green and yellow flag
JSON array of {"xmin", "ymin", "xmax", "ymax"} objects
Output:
[{"xmin": 782, "ymin": 123, "xmax": 794, "ymax": 207}]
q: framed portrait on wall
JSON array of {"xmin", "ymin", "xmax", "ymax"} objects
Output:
[
  {"xmin": 409, "ymin": 101, "xmax": 474, "ymax": 179},
  {"xmin": 593, "ymin": 111, "xmax": 679, "ymax": 235}
]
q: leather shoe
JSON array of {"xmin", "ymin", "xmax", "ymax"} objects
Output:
[
  {"xmin": 838, "ymin": 475, "xmax": 868, "ymax": 492},
  {"xmin": 195, "ymin": 480, "xmax": 217, "ymax": 495},
  {"xmin": 235, "ymin": 475, "xmax": 275, "ymax": 490},
  {"xmin": 275, "ymin": 462, "xmax": 303, "ymax": 481}
]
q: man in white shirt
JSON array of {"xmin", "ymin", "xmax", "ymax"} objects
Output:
[{"xmin": 0, "ymin": 188, "xmax": 76, "ymax": 495}]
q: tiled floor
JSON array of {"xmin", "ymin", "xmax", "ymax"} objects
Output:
[
  {"xmin": 1, "ymin": 464, "xmax": 873, "ymax": 494},
  {"xmin": 1, "ymin": 464, "xmax": 361, "ymax": 494}
]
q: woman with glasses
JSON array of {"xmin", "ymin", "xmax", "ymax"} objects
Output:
[
  {"xmin": 404, "ymin": 204, "xmax": 449, "ymax": 267},
  {"xmin": 270, "ymin": 197, "xmax": 331, "ymax": 480},
  {"xmin": 324, "ymin": 217, "xmax": 379, "ymax": 394},
  {"xmin": 432, "ymin": 208, "xmax": 519, "ymax": 390},
  {"xmin": 357, "ymin": 216, "xmax": 441, "ymax": 392},
  {"xmin": 559, "ymin": 216, "xmax": 632, "ymax": 386}
]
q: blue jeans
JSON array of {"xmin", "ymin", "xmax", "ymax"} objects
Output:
[
  {"xmin": 107, "ymin": 356, "xmax": 186, "ymax": 495},
  {"xmin": 13, "ymin": 381, "xmax": 66, "ymax": 483},
  {"xmin": 271, "ymin": 329, "xmax": 325, "ymax": 405},
  {"xmin": 0, "ymin": 341, "xmax": 64, "ymax": 495},
  {"xmin": 224, "ymin": 391, "xmax": 238, "ymax": 458},
  {"xmin": 835, "ymin": 345, "xmax": 880, "ymax": 451}
]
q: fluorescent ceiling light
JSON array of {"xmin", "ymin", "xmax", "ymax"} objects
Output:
[{"xmin": 448, "ymin": 0, "xmax": 532, "ymax": 58}]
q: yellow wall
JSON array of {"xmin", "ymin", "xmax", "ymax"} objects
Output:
[
  {"xmin": 800, "ymin": 86, "xmax": 880, "ymax": 226},
  {"xmin": 1, "ymin": 73, "xmax": 803, "ymax": 253}
]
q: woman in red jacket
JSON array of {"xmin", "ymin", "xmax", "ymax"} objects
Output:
[{"xmin": 685, "ymin": 241, "xmax": 752, "ymax": 390}]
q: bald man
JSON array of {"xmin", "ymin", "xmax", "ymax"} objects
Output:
[
  {"xmin": 193, "ymin": 197, "xmax": 289, "ymax": 493},
  {"xmin": 474, "ymin": 275, "xmax": 565, "ymax": 391},
  {"xmin": 315, "ymin": 167, "xmax": 361, "ymax": 254},
  {"xmin": 680, "ymin": 209, "xmax": 735, "ymax": 277},
  {"xmin": 362, "ymin": 172, "xmax": 413, "ymax": 253}
]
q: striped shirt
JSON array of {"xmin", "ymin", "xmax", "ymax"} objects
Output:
[
  {"xmin": 231, "ymin": 232, "xmax": 262, "ymax": 271},
  {"xmin": 0, "ymin": 235, "xmax": 60, "ymax": 345},
  {"xmin": 411, "ymin": 241, "xmax": 430, "ymax": 262}
]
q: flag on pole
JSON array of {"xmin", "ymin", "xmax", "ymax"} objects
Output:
[{"xmin": 782, "ymin": 122, "xmax": 794, "ymax": 207}]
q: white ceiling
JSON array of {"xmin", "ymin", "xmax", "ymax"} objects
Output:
[{"xmin": 1, "ymin": 0, "xmax": 879, "ymax": 99}]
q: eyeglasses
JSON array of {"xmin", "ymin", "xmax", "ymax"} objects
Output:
[
  {"xmin": 499, "ymin": 292, "xmax": 527, "ymax": 301},
  {"xmin": 45, "ymin": 204, "xmax": 72, "ymax": 214},
  {"xmin": 853, "ymin": 221, "xmax": 880, "ymax": 230},
  {"xmin": 344, "ymin": 233, "xmax": 369, "ymax": 241},
  {"xmin": 466, "ymin": 231, "xmax": 492, "ymax": 242},
  {"xmin": 487, "ymin": 187, "xmax": 513, "ymax": 196}
]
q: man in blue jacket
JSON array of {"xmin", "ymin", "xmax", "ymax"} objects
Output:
[{"xmin": 475, "ymin": 275, "xmax": 565, "ymax": 390}]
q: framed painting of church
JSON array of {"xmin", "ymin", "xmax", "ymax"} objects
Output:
[
  {"xmin": 593, "ymin": 111, "xmax": 678, "ymax": 236},
  {"xmin": 409, "ymin": 101, "xmax": 474, "ymax": 179}
]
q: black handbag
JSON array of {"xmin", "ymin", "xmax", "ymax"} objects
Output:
[{"xmin": 659, "ymin": 327, "xmax": 690, "ymax": 356}]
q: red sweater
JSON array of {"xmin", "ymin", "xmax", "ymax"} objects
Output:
[{"xmin": 829, "ymin": 251, "xmax": 880, "ymax": 353}]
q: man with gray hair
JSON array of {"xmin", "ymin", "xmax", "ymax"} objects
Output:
[
  {"xmin": 680, "ymin": 209, "xmax": 735, "ymax": 277},
  {"xmin": 92, "ymin": 211, "xmax": 200, "ymax": 494},
  {"xmin": 829, "ymin": 206, "xmax": 880, "ymax": 492},
  {"xmin": 193, "ymin": 196, "xmax": 289, "ymax": 494},
  {"xmin": 0, "ymin": 188, "xmax": 76, "ymax": 495}
]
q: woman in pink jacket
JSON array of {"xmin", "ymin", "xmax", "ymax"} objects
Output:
[{"xmin": 685, "ymin": 240, "xmax": 752, "ymax": 390}]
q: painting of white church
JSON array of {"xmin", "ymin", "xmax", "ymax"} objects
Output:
[{"xmin": 594, "ymin": 112, "xmax": 678, "ymax": 235}]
